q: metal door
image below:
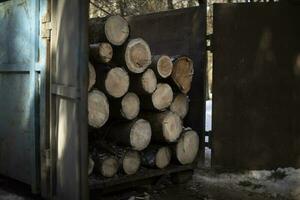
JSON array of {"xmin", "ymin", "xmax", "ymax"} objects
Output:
[
  {"xmin": 49, "ymin": 0, "xmax": 89, "ymax": 199},
  {"xmin": 0, "ymin": 0, "xmax": 47, "ymax": 192},
  {"xmin": 212, "ymin": 2, "xmax": 300, "ymax": 170}
]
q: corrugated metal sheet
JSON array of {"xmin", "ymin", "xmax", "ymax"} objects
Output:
[{"xmin": 0, "ymin": 0, "xmax": 47, "ymax": 192}]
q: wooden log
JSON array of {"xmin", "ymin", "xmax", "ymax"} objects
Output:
[
  {"xmin": 175, "ymin": 129, "xmax": 199, "ymax": 165},
  {"xmin": 88, "ymin": 62, "xmax": 96, "ymax": 91},
  {"xmin": 109, "ymin": 92, "xmax": 140, "ymax": 120},
  {"xmin": 93, "ymin": 152, "xmax": 119, "ymax": 177},
  {"xmin": 88, "ymin": 156, "xmax": 95, "ymax": 175},
  {"xmin": 89, "ymin": 15, "xmax": 129, "ymax": 46},
  {"xmin": 150, "ymin": 55, "xmax": 173, "ymax": 78},
  {"xmin": 95, "ymin": 66, "xmax": 129, "ymax": 98},
  {"xmin": 140, "ymin": 83, "xmax": 173, "ymax": 111},
  {"xmin": 142, "ymin": 146, "xmax": 172, "ymax": 169},
  {"xmin": 88, "ymin": 90, "xmax": 109, "ymax": 128},
  {"xmin": 170, "ymin": 93, "xmax": 189, "ymax": 119},
  {"xmin": 107, "ymin": 119, "xmax": 152, "ymax": 151},
  {"xmin": 129, "ymin": 68, "xmax": 157, "ymax": 95},
  {"xmin": 96, "ymin": 141, "xmax": 141, "ymax": 175},
  {"xmin": 171, "ymin": 56, "xmax": 194, "ymax": 94},
  {"xmin": 114, "ymin": 38, "xmax": 152, "ymax": 74},
  {"xmin": 90, "ymin": 42, "xmax": 113, "ymax": 63},
  {"xmin": 141, "ymin": 111, "xmax": 182, "ymax": 143}
]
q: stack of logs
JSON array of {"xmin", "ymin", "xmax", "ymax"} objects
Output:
[{"xmin": 88, "ymin": 15, "xmax": 199, "ymax": 178}]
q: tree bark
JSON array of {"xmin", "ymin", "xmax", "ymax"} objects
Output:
[
  {"xmin": 89, "ymin": 15, "xmax": 129, "ymax": 46},
  {"xmin": 113, "ymin": 38, "xmax": 152, "ymax": 74},
  {"xmin": 106, "ymin": 119, "xmax": 152, "ymax": 151},
  {"xmin": 88, "ymin": 89, "xmax": 109, "ymax": 128},
  {"xmin": 141, "ymin": 111, "xmax": 182, "ymax": 143},
  {"xmin": 90, "ymin": 42, "xmax": 113, "ymax": 64}
]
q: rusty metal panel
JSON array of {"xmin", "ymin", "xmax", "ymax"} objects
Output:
[
  {"xmin": 126, "ymin": 7, "xmax": 207, "ymax": 162},
  {"xmin": 0, "ymin": 0, "xmax": 47, "ymax": 192},
  {"xmin": 212, "ymin": 2, "xmax": 300, "ymax": 169},
  {"xmin": 50, "ymin": 0, "xmax": 89, "ymax": 199}
]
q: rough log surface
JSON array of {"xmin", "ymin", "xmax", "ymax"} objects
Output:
[{"xmin": 106, "ymin": 119, "xmax": 152, "ymax": 151}]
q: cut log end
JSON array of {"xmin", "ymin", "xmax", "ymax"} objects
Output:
[
  {"xmin": 105, "ymin": 15, "xmax": 129, "ymax": 46},
  {"xmin": 90, "ymin": 43, "xmax": 113, "ymax": 63},
  {"xmin": 162, "ymin": 112, "xmax": 182, "ymax": 142},
  {"xmin": 105, "ymin": 67, "xmax": 129, "ymax": 98},
  {"xmin": 172, "ymin": 56, "xmax": 194, "ymax": 94},
  {"xmin": 88, "ymin": 63, "xmax": 96, "ymax": 91},
  {"xmin": 88, "ymin": 90, "xmax": 109, "ymax": 128},
  {"xmin": 152, "ymin": 83, "xmax": 174, "ymax": 110},
  {"xmin": 157, "ymin": 55, "xmax": 173, "ymax": 78},
  {"xmin": 141, "ymin": 69, "xmax": 157, "ymax": 94},
  {"xmin": 121, "ymin": 92, "xmax": 140, "ymax": 120},
  {"xmin": 176, "ymin": 130, "xmax": 199, "ymax": 165},
  {"xmin": 123, "ymin": 151, "xmax": 141, "ymax": 175},
  {"xmin": 101, "ymin": 157, "xmax": 119, "ymax": 177},
  {"xmin": 156, "ymin": 147, "xmax": 172, "ymax": 169},
  {"xmin": 170, "ymin": 93, "xmax": 189, "ymax": 119},
  {"xmin": 125, "ymin": 38, "xmax": 152, "ymax": 73},
  {"xmin": 130, "ymin": 119, "xmax": 152, "ymax": 151}
]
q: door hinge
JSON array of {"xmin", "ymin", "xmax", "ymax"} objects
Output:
[{"xmin": 41, "ymin": 14, "xmax": 52, "ymax": 39}]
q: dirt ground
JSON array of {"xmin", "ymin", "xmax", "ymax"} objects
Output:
[{"xmin": 0, "ymin": 169, "xmax": 294, "ymax": 200}]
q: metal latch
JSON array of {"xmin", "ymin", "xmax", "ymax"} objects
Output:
[{"xmin": 41, "ymin": 13, "xmax": 52, "ymax": 39}]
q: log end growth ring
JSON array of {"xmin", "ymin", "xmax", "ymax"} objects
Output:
[{"xmin": 125, "ymin": 38, "xmax": 152, "ymax": 73}]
